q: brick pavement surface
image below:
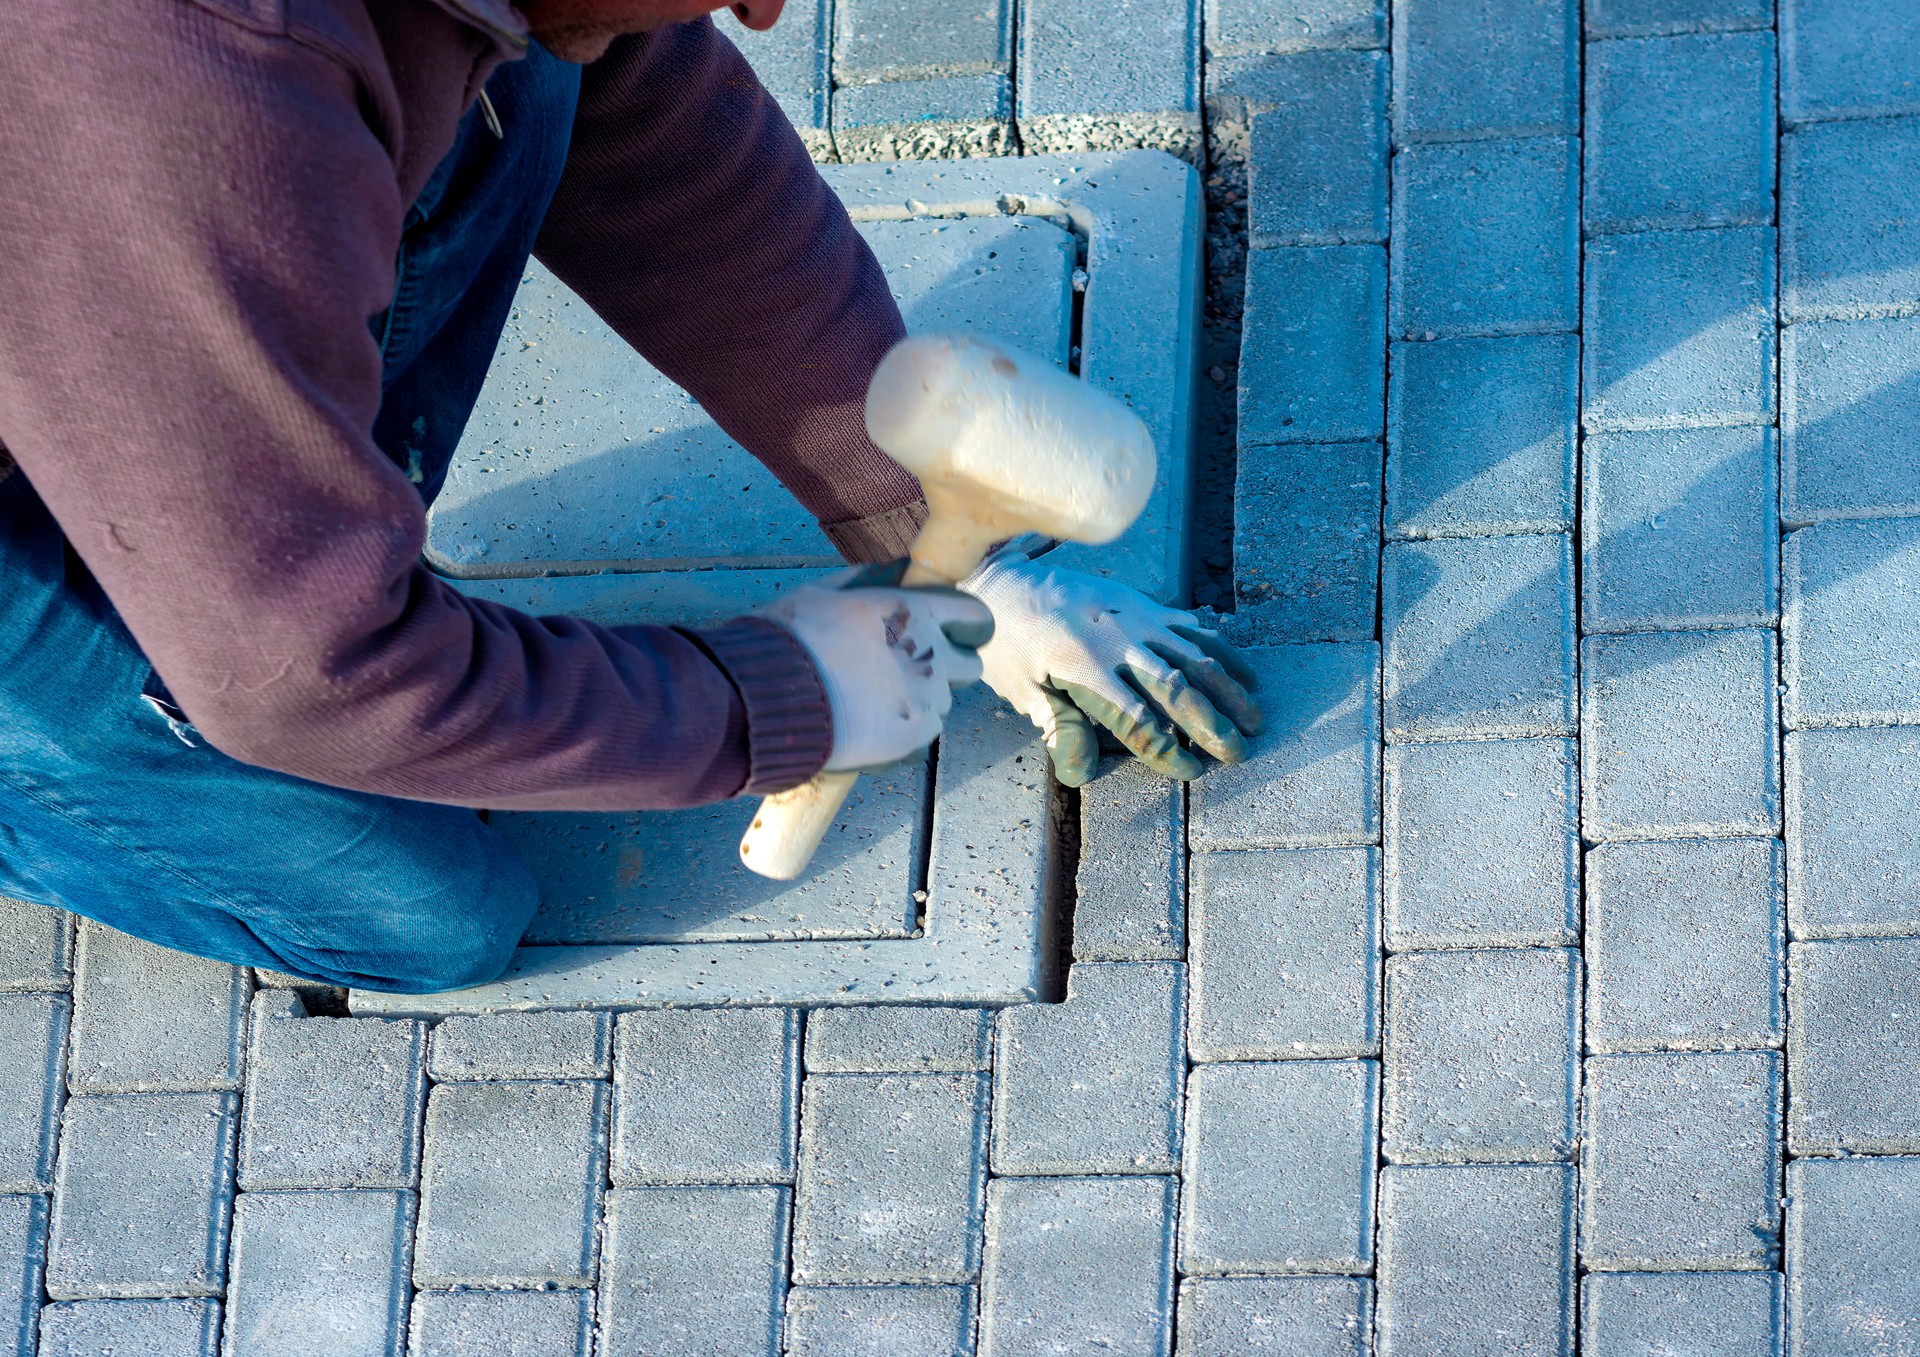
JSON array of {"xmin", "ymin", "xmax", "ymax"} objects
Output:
[{"xmin": 4, "ymin": 4, "xmax": 1916, "ymax": 1354}]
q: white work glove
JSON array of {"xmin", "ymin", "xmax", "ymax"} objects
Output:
[
  {"xmin": 965, "ymin": 553, "xmax": 1264, "ymax": 786},
  {"xmin": 760, "ymin": 564, "xmax": 994, "ymax": 773}
]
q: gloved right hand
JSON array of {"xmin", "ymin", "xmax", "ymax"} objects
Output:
[{"xmin": 759, "ymin": 567, "xmax": 995, "ymax": 773}]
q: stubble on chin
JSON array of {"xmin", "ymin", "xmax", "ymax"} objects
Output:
[{"xmin": 529, "ymin": 24, "xmax": 618, "ymax": 62}]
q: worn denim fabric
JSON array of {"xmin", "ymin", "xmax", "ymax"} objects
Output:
[{"xmin": 0, "ymin": 47, "xmax": 581, "ymax": 992}]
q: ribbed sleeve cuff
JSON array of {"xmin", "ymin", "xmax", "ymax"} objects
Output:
[
  {"xmin": 820, "ymin": 499, "xmax": 929, "ymax": 564},
  {"xmin": 686, "ymin": 616, "xmax": 834, "ymax": 796}
]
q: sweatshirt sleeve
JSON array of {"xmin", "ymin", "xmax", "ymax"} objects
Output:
[
  {"xmin": 0, "ymin": 2, "xmax": 830, "ymax": 809},
  {"xmin": 534, "ymin": 19, "xmax": 930, "ymax": 566}
]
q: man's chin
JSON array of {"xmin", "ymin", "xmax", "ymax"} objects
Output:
[{"xmin": 531, "ymin": 25, "xmax": 618, "ymax": 62}]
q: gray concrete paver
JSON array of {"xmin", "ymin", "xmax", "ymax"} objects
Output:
[
  {"xmin": 37, "ymin": 1299, "xmax": 221, "ymax": 1357},
  {"xmin": 0, "ymin": 899, "xmax": 71, "ymax": 993},
  {"xmin": 1781, "ymin": 116, "xmax": 1920, "ymax": 322},
  {"xmin": 1237, "ymin": 245, "xmax": 1387, "ymax": 445},
  {"xmin": 1785, "ymin": 1156, "xmax": 1920, "ymax": 1356},
  {"xmin": 1389, "ymin": 0, "xmax": 1578, "ymax": 142},
  {"xmin": 223, "ymin": 1190, "xmax": 413, "ymax": 1357},
  {"xmin": 1175, "ymin": 1277, "xmax": 1370, "ymax": 1356},
  {"xmin": 600, "ymin": 1186, "xmax": 788, "ymax": 1357},
  {"xmin": 1585, "ymin": 0, "xmax": 1773, "ymax": 39},
  {"xmin": 1781, "ymin": 315, "xmax": 1920, "ymax": 525},
  {"xmin": 67, "ymin": 922, "xmax": 248, "ymax": 1094},
  {"xmin": 1782, "ymin": 0, "xmax": 1920, "ymax": 124},
  {"xmin": 1782, "ymin": 517, "xmax": 1920, "ymax": 729},
  {"xmin": 1578, "ymin": 1272, "xmax": 1782, "ymax": 1357},
  {"xmin": 1203, "ymin": 0, "xmax": 1386, "ymax": 56},
  {"xmin": 832, "ymin": 0, "xmax": 1011, "ymax": 84},
  {"xmin": 1015, "ymin": 0, "xmax": 1202, "ymax": 158},
  {"xmin": 1787, "ymin": 728, "xmax": 1920, "ymax": 938},
  {"xmin": 1074, "ymin": 758, "xmax": 1184, "ymax": 963},
  {"xmin": 1245, "ymin": 51, "xmax": 1388, "ymax": 246},
  {"xmin": 406, "ymin": 1290, "xmax": 592, "ymax": 1357},
  {"xmin": 1233, "ymin": 440, "xmax": 1381, "ymax": 642},
  {"xmin": 784, "ymin": 1286, "xmax": 976, "ymax": 1357},
  {"xmin": 611, "ymin": 1008, "xmax": 799, "ymax": 1185},
  {"xmin": 426, "ymin": 1010, "xmax": 611, "ymax": 1082},
  {"xmin": 1788, "ymin": 938, "xmax": 1920, "ymax": 1155},
  {"xmin": 830, "ymin": 76, "xmax": 1014, "ymax": 162},
  {"xmin": 803, "ymin": 1007, "xmax": 993, "ymax": 1075},
  {"xmin": 0, "ymin": 1197, "xmax": 45, "ymax": 1357},
  {"xmin": 0, "ymin": 994, "xmax": 65, "ymax": 1193}
]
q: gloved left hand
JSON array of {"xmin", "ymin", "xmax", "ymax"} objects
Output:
[{"xmin": 964, "ymin": 553, "xmax": 1264, "ymax": 786}]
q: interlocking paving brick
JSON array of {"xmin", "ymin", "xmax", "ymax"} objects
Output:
[
  {"xmin": 1382, "ymin": 534, "xmax": 1577, "ymax": 741},
  {"xmin": 1785, "ymin": 1156, "xmax": 1920, "ymax": 1356},
  {"xmin": 1788, "ymin": 938, "xmax": 1920, "ymax": 1155},
  {"xmin": 832, "ymin": 0, "xmax": 1010, "ymax": 83},
  {"xmin": 598, "ymin": 1186, "xmax": 788, "ymax": 1357},
  {"xmin": 1586, "ymin": 838, "xmax": 1785, "ymax": 1053},
  {"xmin": 1782, "ymin": 517, "xmax": 1920, "ymax": 728},
  {"xmin": 224, "ymin": 1190, "xmax": 412, "ymax": 1357},
  {"xmin": 1384, "ymin": 948, "xmax": 1580, "ymax": 1164},
  {"xmin": 785, "ymin": 1286, "xmax": 975, "ymax": 1357},
  {"xmin": 1189, "ymin": 643, "xmax": 1381, "ymax": 851},
  {"xmin": 726, "ymin": 0, "xmax": 832, "ymax": 160},
  {"xmin": 1384, "ymin": 739, "xmax": 1579, "ymax": 950},
  {"xmin": 427, "ymin": 1010, "xmax": 611, "ymax": 1081},
  {"xmin": 1579, "ymin": 1272, "xmax": 1782, "ymax": 1357},
  {"xmin": 0, "ymin": 1196, "xmax": 46, "ymax": 1357},
  {"xmin": 1203, "ymin": 0, "xmax": 1386, "ymax": 56},
  {"xmin": 1580, "ymin": 1052, "xmax": 1782, "ymax": 1270},
  {"xmin": 1582, "ymin": 427, "xmax": 1778, "ymax": 631},
  {"xmin": 1176, "ymin": 1277, "xmax": 1372, "ymax": 1356},
  {"xmin": 45, "ymin": 1093, "xmax": 237, "ymax": 1300},
  {"xmin": 1386, "ymin": 334, "xmax": 1577, "ymax": 540},
  {"xmin": 612, "ymin": 1008, "xmax": 798, "ymax": 1185},
  {"xmin": 1015, "ymin": 0, "xmax": 1202, "ymax": 159},
  {"xmin": 0, "ymin": 994, "xmax": 64, "ymax": 1193},
  {"xmin": 979, "ymin": 1176, "xmax": 1174, "ymax": 1355},
  {"xmin": 991, "ymin": 963, "xmax": 1183, "ymax": 1175},
  {"xmin": 1390, "ymin": 137, "xmax": 1579, "ymax": 340},
  {"xmin": 1582, "ymin": 228, "xmax": 1776, "ymax": 432},
  {"xmin": 803, "ymin": 1008, "xmax": 993, "ymax": 1074},
  {"xmin": 67, "ymin": 922, "xmax": 248, "ymax": 1094},
  {"xmin": 1788, "ymin": 729, "xmax": 1920, "ymax": 938},
  {"xmin": 1237, "ymin": 246, "xmax": 1387, "ymax": 445},
  {"xmin": 1074, "ymin": 758, "xmax": 1184, "ymax": 962},
  {"xmin": 793, "ymin": 1073, "xmax": 989, "ymax": 1284},
  {"xmin": 1246, "ymin": 52, "xmax": 1388, "ymax": 246},
  {"xmin": 408, "ymin": 1290, "xmax": 592, "ymax": 1357},
  {"xmin": 240, "ymin": 993, "xmax": 425, "ymax": 1190},
  {"xmin": 1781, "ymin": 0, "xmax": 1920, "ymax": 124},
  {"xmin": 1782, "ymin": 117, "xmax": 1920, "ymax": 322},
  {"xmin": 1188, "ymin": 849, "xmax": 1379, "ymax": 1062},
  {"xmin": 38, "ymin": 1299, "xmax": 221, "ymax": 1357},
  {"xmin": 1375, "ymin": 1164, "xmax": 1576, "ymax": 1357},
  {"xmin": 1585, "ymin": 32, "xmax": 1775, "ymax": 235},
  {"xmin": 1233, "ymin": 440, "xmax": 1381, "ymax": 640},
  {"xmin": 1586, "ymin": 0, "xmax": 1773, "ymax": 38},
  {"xmin": 1782, "ymin": 316, "xmax": 1920, "ymax": 525},
  {"xmin": 1179, "ymin": 1060, "xmax": 1376, "ymax": 1275},
  {"xmin": 1580, "ymin": 629, "xmax": 1781, "ymax": 842},
  {"xmin": 413, "ymin": 1081, "xmax": 607, "ymax": 1289},
  {"xmin": 1389, "ymin": 0, "xmax": 1577, "ymax": 142},
  {"xmin": 0, "ymin": 898, "xmax": 71, "ymax": 992},
  {"xmin": 831, "ymin": 75, "xmax": 1013, "ymax": 162}
]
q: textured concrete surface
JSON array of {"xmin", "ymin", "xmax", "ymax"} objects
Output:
[
  {"xmin": 407, "ymin": 1289, "xmax": 593, "ymax": 1357},
  {"xmin": 611, "ymin": 1008, "xmax": 799, "ymax": 1185},
  {"xmin": 223, "ymin": 1190, "xmax": 413, "ymax": 1357}
]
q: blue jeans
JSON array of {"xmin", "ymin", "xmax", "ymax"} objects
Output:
[{"xmin": 0, "ymin": 48, "xmax": 582, "ymax": 992}]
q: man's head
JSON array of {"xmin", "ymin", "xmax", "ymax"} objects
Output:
[{"xmin": 521, "ymin": 0, "xmax": 786, "ymax": 63}]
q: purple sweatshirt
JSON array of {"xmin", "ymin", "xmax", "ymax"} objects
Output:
[{"xmin": 0, "ymin": 0, "xmax": 931, "ymax": 810}]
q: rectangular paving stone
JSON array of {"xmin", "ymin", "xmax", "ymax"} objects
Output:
[
  {"xmin": 1238, "ymin": 245, "xmax": 1386, "ymax": 445},
  {"xmin": 0, "ymin": 898, "xmax": 71, "ymax": 992},
  {"xmin": 785, "ymin": 1286, "xmax": 975, "ymax": 1357},
  {"xmin": 67, "ymin": 921, "xmax": 248, "ymax": 1093},
  {"xmin": 1579, "ymin": 1273, "xmax": 1782, "ymax": 1357},
  {"xmin": 1585, "ymin": 32, "xmax": 1775, "ymax": 235},
  {"xmin": 1189, "ymin": 848, "xmax": 1378, "ymax": 1062},
  {"xmin": 427, "ymin": 1010, "xmax": 611, "ymax": 1081},
  {"xmin": 1782, "ymin": 517, "xmax": 1920, "ymax": 728},
  {"xmin": 991, "ymin": 963, "xmax": 1183, "ymax": 1175},
  {"xmin": 1233, "ymin": 440, "xmax": 1381, "ymax": 640},
  {"xmin": 1580, "ymin": 629, "xmax": 1781, "ymax": 842},
  {"xmin": 1785, "ymin": 1157, "xmax": 1920, "ymax": 1357},
  {"xmin": 1204, "ymin": 0, "xmax": 1386, "ymax": 55},
  {"xmin": 793, "ymin": 1073, "xmax": 988, "ymax": 1284},
  {"xmin": 1390, "ymin": 136, "xmax": 1579, "ymax": 340},
  {"xmin": 831, "ymin": 75, "xmax": 1013, "ymax": 161},
  {"xmin": 613, "ymin": 1008, "xmax": 798, "ymax": 1185},
  {"xmin": 1587, "ymin": 0, "xmax": 1773, "ymax": 38},
  {"xmin": 1782, "ymin": 315, "xmax": 1920, "ymax": 524},
  {"xmin": 803, "ymin": 1007, "xmax": 992, "ymax": 1074},
  {"xmin": 0, "ymin": 994, "xmax": 65, "ymax": 1193},
  {"xmin": 1582, "ymin": 227, "xmax": 1776, "ymax": 431},
  {"xmin": 224, "ymin": 1190, "xmax": 412, "ymax": 1357},
  {"xmin": 1176, "ymin": 1277, "xmax": 1371, "ymax": 1356},
  {"xmin": 1580, "ymin": 1052, "xmax": 1782, "ymax": 1270},
  {"xmin": 1382, "ymin": 534, "xmax": 1576, "ymax": 741},
  {"xmin": 725, "ymin": 0, "xmax": 832, "ymax": 159},
  {"xmin": 1015, "ymin": 0, "xmax": 1202, "ymax": 158},
  {"xmin": 46, "ymin": 1092, "xmax": 237, "ymax": 1299},
  {"xmin": 1385, "ymin": 949, "xmax": 1580, "ymax": 1164},
  {"xmin": 1189, "ymin": 642, "xmax": 1381, "ymax": 851},
  {"xmin": 600, "ymin": 1186, "xmax": 788, "ymax": 1357},
  {"xmin": 1789, "ymin": 728, "xmax": 1920, "ymax": 938},
  {"xmin": 1788, "ymin": 937, "xmax": 1920, "ymax": 1155},
  {"xmin": 1376, "ymin": 1164, "xmax": 1576, "ymax": 1357},
  {"xmin": 1384, "ymin": 738, "xmax": 1579, "ymax": 950},
  {"xmin": 0, "ymin": 1196, "xmax": 45, "ymax": 1357},
  {"xmin": 1179, "ymin": 1060, "xmax": 1376, "ymax": 1275},
  {"xmin": 408, "ymin": 1290, "xmax": 592, "ymax": 1357},
  {"xmin": 413, "ymin": 1081, "xmax": 607, "ymax": 1289},
  {"xmin": 1074, "ymin": 757, "xmax": 1183, "ymax": 962},
  {"xmin": 833, "ymin": 0, "xmax": 1011, "ymax": 83},
  {"xmin": 1582, "ymin": 426, "xmax": 1779, "ymax": 631},
  {"xmin": 1782, "ymin": 0, "xmax": 1920, "ymax": 124},
  {"xmin": 240, "ymin": 992, "xmax": 425, "ymax": 1190},
  {"xmin": 1389, "ymin": 0, "xmax": 1577, "ymax": 142},
  {"xmin": 1386, "ymin": 333, "xmax": 1577, "ymax": 539},
  {"xmin": 980, "ymin": 1176, "xmax": 1174, "ymax": 1356},
  {"xmin": 1246, "ymin": 51, "xmax": 1387, "ymax": 246},
  {"xmin": 39, "ymin": 1300, "xmax": 221, "ymax": 1357},
  {"xmin": 1586, "ymin": 838, "xmax": 1785, "ymax": 1053},
  {"xmin": 1782, "ymin": 117, "xmax": 1920, "ymax": 322}
]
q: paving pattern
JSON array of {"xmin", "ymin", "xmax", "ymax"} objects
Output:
[{"xmin": 6, "ymin": 1, "xmax": 1920, "ymax": 1354}]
